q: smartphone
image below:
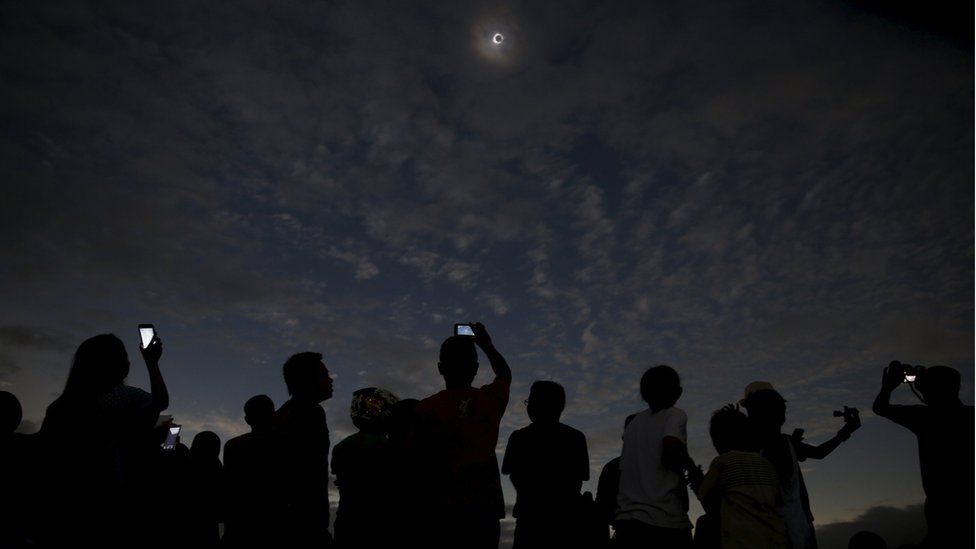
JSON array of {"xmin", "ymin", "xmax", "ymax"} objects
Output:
[
  {"xmin": 162, "ymin": 425, "xmax": 181, "ymax": 450},
  {"xmin": 139, "ymin": 324, "xmax": 156, "ymax": 349},
  {"xmin": 904, "ymin": 374, "xmax": 917, "ymax": 383},
  {"xmin": 454, "ymin": 323, "xmax": 475, "ymax": 337}
]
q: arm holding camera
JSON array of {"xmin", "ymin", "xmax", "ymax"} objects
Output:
[
  {"xmin": 471, "ymin": 322, "xmax": 512, "ymax": 382},
  {"xmin": 795, "ymin": 407, "xmax": 860, "ymax": 460},
  {"xmin": 873, "ymin": 361, "xmax": 923, "ymax": 430}
]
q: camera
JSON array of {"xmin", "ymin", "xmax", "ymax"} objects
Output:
[
  {"xmin": 454, "ymin": 323, "xmax": 476, "ymax": 338},
  {"xmin": 832, "ymin": 406, "xmax": 857, "ymax": 422},
  {"xmin": 902, "ymin": 364, "xmax": 925, "ymax": 384}
]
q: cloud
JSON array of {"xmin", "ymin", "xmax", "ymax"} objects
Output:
[
  {"xmin": 0, "ymin": 0, "xmax": 969, "ymax": 529},
  {"xmin": 815, "ymin": 503, "xmax": 927, "ymax": 549}
]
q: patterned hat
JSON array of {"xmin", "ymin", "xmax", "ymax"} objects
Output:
[{"xmin": 350, "ymin": 387, "xmax": 400, "ymax": 430}]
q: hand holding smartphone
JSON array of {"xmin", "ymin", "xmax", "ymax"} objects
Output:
[
  {"xmin": 138, "ymin": 324, "xmax": 162, "ymax": 363},
  {"xmin": 162, "ymin": 425, "xmax": 181, "ymax": 450},
  {"xmin": 139, "ymin": 324, "xmax": 156, "ymax": 349}
]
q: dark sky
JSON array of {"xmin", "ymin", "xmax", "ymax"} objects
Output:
[{"xmin": 1, "ymin": 1, "xmax": 972, "ymax": 546}]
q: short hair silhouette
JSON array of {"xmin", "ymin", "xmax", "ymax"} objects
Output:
[
  {"xmin": 282, "ymin": 352, "xmax": 324, "ymax": 395},
  {"xmin": 244, "ymin": 394, "xmax": 275, "ymax": 429},
  {"xmin": 639, "ymin": 365, "xmax": 681, "ymax": 408},
  {"xmin": 191, "ymin": 431, "xmax": 221, "ymax": 460},
  {"xmin": 741, "ymin": 388, "xmax": 787, "ymax": 429},
  {"xmin": 437, "ymin": 335, "xmax": 478, "ymax": 385},
  {"xmin": 0, "ymin": 390, "xmax": 22, "ymax": 433},
  {"xmin": 63, "ymin": 334, "xmax": 130, "ymax": 398},
  {"xmin": 527, "ymin": 381, "xmax": 566, "ymax": 423},
  {"xmin": 849, "ymin": 530, "xmax": 887, "ymax": 549},
  {"xmin": 709, "ymin": 406, "xmax": 753, "ymax": 453},
  {"xmin": 917, "ymin": 365, "xmax": 961, "ymax": 405}
]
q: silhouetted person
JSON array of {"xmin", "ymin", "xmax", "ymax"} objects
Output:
[
  {"xmin": 615, "ymin": 365, "xmax": 697, "ymax": 549},
  {"xmin": 410, "ymin": 322, "xmax": 512, "ymax": 549},
  {"xmin": 596, "ymin": 412, "xmax": 637, "ymax": 543},
  {"xmin": 741, "ymin": 381, "xmax": 860, "ymax": 549},
  {"xmin": 502, "ymin": 381, "xmax": 589, "ymax": 549},
  {"xmin": 0, "ymin": 391, "xmax": 34, "ymax": 546},
  {"xmin": 387, "ymin": 398, "xmax": 420, "ymax": 546},
  {"xmin": 849, "ymin": 531, "xmax": 887, "ymax": 549},
  {"xmin": 145, "ymin": 417, "xmax": 190, "ymax": 549},
  {"xmin": 331, "ymin": 387, "xmax": 400, "ymax": 549},
  {"xmin": 872, "ymin": 362, "xmax": 974, "ymax": 549},
  {"xmin": 38, "ymin": 333, "xmax": 168, "ymax": 548},
  {"xmin": 692, "ymin": 406, "xmax": 787, "ymax": 549},
  {"xmin": 223, "ymin": 394, "xmax": 276, "ymax": 548},
  {"xmin": 186, "ymin": 431, "xmax": 224, "ymax": 547},
  {"xmin": 272, "ymin": 351, "xmax": 335, "ymax": 548}
]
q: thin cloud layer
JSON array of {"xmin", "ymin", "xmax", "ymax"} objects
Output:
[{"xmin": 1, "ymin": 0, "xmax": 971, "ymax": 526}]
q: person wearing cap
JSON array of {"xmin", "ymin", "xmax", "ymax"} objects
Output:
[
  {"xmin": 331, "ymin": 387, "xmax": 401, "ymax": 549},
  {"xmin": 740, "ymin": 381, "xmax": 860, "ymax": 549}
]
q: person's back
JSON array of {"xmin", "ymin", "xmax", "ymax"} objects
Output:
[
  {"xmin": 223, "ymin": 395, "xmax": 276, "ymax": 548},
  {"xmin": 331, "ymin": 387, "xmax": 400, "ymax": 549},
  {"xmin": 502, "ymin": 381, "xmax": 589, "ymax": 549},
  {"xmin": 411, "ymin": 323, "xmax": 511, "ymax": 549},
  {"xmin": 615, "ymin": 365, "xmax": 694, "ymax": 549},
  {"xmin": 271, "ymin": 352, "xmax": 334, "ymax": 547},
  {"xmin": 187, "ymin": 431, "xmax": 224, "ymax": 548},
  {"xmin": 415, "ymin": 380, "xmax": 508, "ymax": 509},
  {"xmin": 695, "ymin": 407, "xmax": 787, "ymax": 549},
  {"xmin": 37, "ymin": 334, "xmax": 168, "ymax": 549}
]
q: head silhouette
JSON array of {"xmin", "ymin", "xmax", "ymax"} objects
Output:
[
  {"xmin": 282, "ymin": 352, "xmax": 333, "ymax": 402},
  {"xmin": 63, "ymin": 334, "xmax": 130, "ymax": 399},
  {"xmin": 527, "ymin": 381, "xmax": 566, "ymax": 424},
  {"xmin": 639, "ymin": 365, "xmax": 682, "ymax": 410},
  {"xmin": 191, "ymin": 431, "xmax": 221, "ymax": 461},
  {"xmin": 710, "ymin": 407, "xmax": 754, "ymax": 454},
  {"xmin": 0, "ymin": 391, "xmax": 23, "ymax": 434},
  {"xmin": 741, "ymin": 387, "xmax": 787, "ymax": 432},
  {"xmin": 916, "ymin": 365, "xmax": 961, "ymax": 406},
  {"xmin": 244, "ymin": 394, "xmax": 275, "ymax": 431},
  {"xmin": 438, "ymin": 335, "xmax": 478, "ymax": 387},
  {"xmin": 350, "ymin": 387, "xmax": 400, "ymax": 432}
]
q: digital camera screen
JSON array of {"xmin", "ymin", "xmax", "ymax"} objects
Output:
[{"xmin": 456, "ymin": 324, "xmax": 475, "ymax": 337}]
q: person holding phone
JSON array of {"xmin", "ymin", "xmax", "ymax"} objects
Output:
[
  {"xmin": 37, "ymin": 330, "xmax": 169, "ymax": 548},
  {"xmin": 409, "ymin": 322, "xmax": 512, "ymax": 549}
]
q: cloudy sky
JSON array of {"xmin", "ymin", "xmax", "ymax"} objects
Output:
[{"xmin": 1, "ymin": 1, "xmax": 971, "ymax": 546}]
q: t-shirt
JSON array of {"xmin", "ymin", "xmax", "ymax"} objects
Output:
[
  {"xmin": 412, "ymin": 376, "xmax": 510, "ymax": 517},
  {"xmin": 877, "ymin": 403, "xmax": 975, "ymax": 501},
  {"xmin": 501, "ymin": 421, "xmax": 589, "ymax": 519},
  {"xmin": 616, "ymin": 407, "xmax": 691, "ymax": 529},
  {"xmin": 697, "ymin": 450, "xmax": 788, "ymax": 549}
]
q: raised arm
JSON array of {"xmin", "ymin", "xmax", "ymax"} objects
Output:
[
  {"xmin": 796, "ymin": 407, "xmax": 860, "ymax": 461},
  {"xmin": 141, "ymin": 336, "xmax": 169, "ymax": 411},
  {"xmin": 472, "ymin": 322, "xmax": 511, "ymax": 381},
  {"xmin": 873, "ymin": 361, "xmax": 905, "ymax": 418}
]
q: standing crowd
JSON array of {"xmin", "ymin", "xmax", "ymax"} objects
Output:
[{"xmin": 0, "ymin": 323, "xmax": 972, "ymax": 549}]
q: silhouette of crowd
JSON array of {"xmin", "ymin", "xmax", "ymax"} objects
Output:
[{"xmin": 0, "ymin": 324, "xmax": 971, "ymax": 549}]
